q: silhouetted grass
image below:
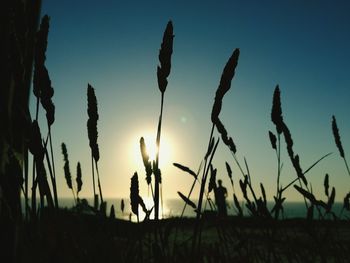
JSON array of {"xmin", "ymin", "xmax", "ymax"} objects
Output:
[
  {"xmin": 2, "ymin": 7, "xmax": 350, "ymax": 263},
  {"xmin": 87, "ymin": 84, "xmax": 104, "ymax": 209},
  {"xmin": 154, "ymin": 20, "xmax": 174, "ymax": 221}
]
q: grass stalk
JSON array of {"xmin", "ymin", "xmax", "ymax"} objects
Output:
[
  {"xmin": 44, "ymin": 141, "xmax": 57, "ymax": 206},
  {"xmin": 344, "ymin": 158, "xmax": 350, "ymax": 177},
  {"xmin": 191, "ymin": 125, "xmax": 217, "ymax": 256},
  {"xmin": 154, "ymin": 93, "xmax": 164, "ymax": 220},
  {"xmin": 95, "ymin": 160, "xmax": 104, "ymax": 205},
  {"xmin": 24, "ymin": 149, "xmax": 29, "ymax": 220},
  {"xmin": 48, "ymin": 127, "xmax": 58, "ymax": 208},
  {"xmin": 154, "ymin": 20, "xmax": 173, "ymax": 220},
  {"xmin": 91, "ymin": 153, "xmax": 97, "ymax": 208},
  {"xmin": 31, "ymin": 158, "xmax": 37, "ymax": 217}
]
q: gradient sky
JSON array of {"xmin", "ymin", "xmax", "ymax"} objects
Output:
[{"xmin": 35, "ymin": 0, "xmax": 350, "ymax": 203}]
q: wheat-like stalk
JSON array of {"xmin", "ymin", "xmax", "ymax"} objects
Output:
[
  {"xmin": 210, "ymin": 49, "xmax": 244, "ymax": 180},
  {"xmin": 208, "ymin": 165, "xmax": 217, "ymax": 194},
  {"xmin": 76, "ymin": 162, "xmax": 82, "ymax": 198},
  {"xmin": 332, "ymin": 116, "xmax": 344, "ymax": 158},
  {"xmin": 32, "ymin": 15, "xmax": 59, "ymax": 209},
  {"xmin": 61, "ymin": 143, "xmax": 76, "ymax": 204},
  {"xmin": 130, "ymin": 172, "xmax": 140, "ymax": 221},
  {"xmin": 332, "ymin": 115, "xmax": 350, "ymax": 176},
  {"xmin": 211, "ymin": 48, "xmax": 240, "ymax": 125},
  {"xmin": 87, "ymin": 84, "xmax": 99, "ymax": 162},
  {"xmin": 28, "ymin": 121, "xmax": 54, "ymax": 210},
  {"xmin": 157, "ymin": 21, "xmax": 174, "ymax": 95},
  {"xmin": 140, "ymin": 137, "xmax": 152, "ymax": 185},
  {"xmin": 271, "ymin": 85, "xmax": 283, "ymax": 134},
  {"xmin": 268, "ymin": 131, "xmax": 277, "ymax": 150},
  {"xmin": 33, "ymin": 15, "xmax": 49, "ymax": 104},
  {"xmin": 153, "ymin": 21, "xmax": 174, "ymax": 221},
  {"xmin": 61, "ymin": 143, "xmax": 72, "ymax": 189},
  {"xmin": 87, "ymin": 84, "xmax": 104, "ymax": 206}
]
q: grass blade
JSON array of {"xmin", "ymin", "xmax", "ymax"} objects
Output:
[{"xmin": 178, "ymin": 191, "xmax": 196, "ymax": 209}]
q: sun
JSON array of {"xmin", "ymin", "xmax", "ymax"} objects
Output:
[{"xmin": 130, "ymin": 130, "xmax": 173, "ymax": 170}]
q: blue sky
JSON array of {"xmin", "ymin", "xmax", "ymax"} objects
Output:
[{"xmin": 35, "ymin": 0, "xmax": 350, "ymax": 202}]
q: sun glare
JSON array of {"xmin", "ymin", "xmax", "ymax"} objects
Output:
[{"xmin": 130, "ymin": 131, "xmax": 173, "ymax": 170}]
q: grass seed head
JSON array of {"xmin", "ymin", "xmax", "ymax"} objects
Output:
[
  {"xmin": 208, "ymin": 165, "xmax": 217, "ymax": 193},
  {"xmin": 140, "ymin": 137, "xmax": 152, "ymax": 184},
  {"xmin": 271, "ymin": 85, "xmax": 283, "ymax": 134},
  {"xmin": 332, "ymin": 115, "xmax": 345, "ymax": 158},
  {"xmin": 130, "ymin": 172, "xmax": 139, "ymax": 216},
  {"xmin": 76, "ymin": 162, "xmax": 82, "ymax": 193},
  {"xmin": 28, "ymin": 120, "xmax": 44, "ymax": 159},
  {"xmin": 157, "ymin": 21, "xmax": 174, "ymax": 94},
  {"xmin": 215, "ymin": 118, "xmax": 236, "ymax": 154},
  {"xmin": 35, "ymin": 15, "xmax": 49, "ymax": 68},
  {"xmin": 173, "ymin": 162, "xmax": 197, "ymax": 179},
  {"xmin": 268, "ymin": 131, "xmax": 277, "ymax": 150},
  {"xmin": 324, "ymin": 173, "xmax": 329, "ymax": 197},
  {"xmin": 87, "ymin": 84, "xmax": 100, "ymax": 162},
  {"xmin": 61, "ymin": 143, "xmax": 72, "ymax": 189},
  {"xmin": 211, "ymin": 49, "xmax": 240, "ymax": 123},
  {"xmin": 33, "ymin": 15, "xmax": 50, "ymax": 99},
  {"xmin": 178, "ymin": 191, "xmax": 196, "ymax": 209}
]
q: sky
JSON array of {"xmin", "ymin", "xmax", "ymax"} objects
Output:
[{"xmin": 34, "ymin": 0, "xmax": 350, "ymax": 204}]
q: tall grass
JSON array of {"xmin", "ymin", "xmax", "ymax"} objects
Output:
[
  {"xmin": 61, "ymin": 143, "xmax": 76, "ymax": 204},
  {"xmin": 153, "ymin": 21, "xmax": 174, "ymax": 220},
  {"xmin": 31, "ymin": 14, "xmax": 58, "ymax": 214},
  {"xmin": 332, "ymin": 115, "xmax": 350, "ymax": 176},
  {"xmin": 87, "ymin": 84, "xmax": 103, "ymax": 209},
  {"xmin": 76, "ymin": 162, "xmax": 83, "ymax": 200},
  {"xmin": 3, "ymin": 8, "xmax": 350, "ymax": 262}
]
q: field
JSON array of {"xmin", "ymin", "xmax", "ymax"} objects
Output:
[
  {"xmin": 11, "ymin": 209, "xmax": 350, "ymax": 262},
  {"xmin": 1, "ymin": 1, "xmax": 350, "ymax": 262}
]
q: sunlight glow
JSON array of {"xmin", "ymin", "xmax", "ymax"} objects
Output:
[
  {"xmin": 130, "ymin": 130, "xmax": 173, "ymax": 171},
  {"xmin": 129, "ymin": 196, "xmax": 170, "ymax": 221}
]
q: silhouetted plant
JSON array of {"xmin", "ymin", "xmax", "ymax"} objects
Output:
[
  {"xmin": 33, "ymin": 15, "xmax": 49, "ymax": 120},
  {"xmin": 225, "ymin": 161, "xmax": 234, "ymax": 190},
  {"xmin": 154, "ymin": 20, "xmax": 174, "ymax": 220},
  {"xmin": 61, "ymin": 143, "xmax": 76, "ymax": 204},
  {"xmin": 87, "ymin": 84, "xmax": 104, "ymax": 208},
  {"xmin": 31, "ymin": 14, "xmax": 59, "ymax": 210},
  {"xmin": 173, "ymin": 162, "xmax": 201, "ymax": 217},
  {"xmin": 294, "ymin": 174, "xmax": 337, "ymax": 220},
  {"xmin": 130, "ymin": 172, "xmax": 148, "ymax": 222},
  {"xmin": 140, "ymin": 137, "xmax": 153, "ymax": 195},
  {"xmin": 121, "ymin": 199, "xmax": 125, "ymax": 214},
  {"xmin": 332, "ymin": 115, "xmax": 350, "ymax": 176},
  {"xmin": 110, "ymin": 205, "xmax": 115, "ymax": 219},
  {"xmin": 269, "ymin": 85, "xmax": 331, "ymax": 219},
  {"xmin": 191, "ymin": 49, "xmax": 241, "ymax": 258},
  {"xmin": 76, "ymin": 162, "xmax": 82, "ymax": 200},
  {"xmin": 177, "ymin": 191, "xmax": 196, "ymax": 209},
  {"xmin": 29, "ymin": 121, "xmax": 54, "ymax": 211}
]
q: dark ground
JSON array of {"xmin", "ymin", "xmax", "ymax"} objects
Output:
[{"xmin": 13, "ymin": 209, "xmax": 350, "ymax": 263}]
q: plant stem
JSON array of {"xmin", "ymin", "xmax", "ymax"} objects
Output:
[
  {"xmin": 48, "ymin": 127, "xmax": 58, "ymax": 208},
  {"xmin": 154, "ymin": 92, "xmax": 164, "ymax": 220},
  {"xmin": 192, "ymin": 124, "xmax": 215, "ymax": 258},
  {"xmin": 95, "ymin": 160, "xmax": 104, "ymax": 205},
  {"xmin": 231, "ymin": 152, "xmax": 245, "ymax": 177},
  {"xmin": 276, "ymin": 133, "xmax": 281, "ymax": 197},
  {"xmin": 343, "ymin": 157, "xmax": 350, "ymax": 177},
  {"xmin": 91, "ymin": 153, "xmax": 96, "ymax": 208},
  {"xmin": 31, "ymin": 159, "xmax": 36, "ymax": 218},
  {"xmin": 44, "ymin": 132, "xmax": 58, "ymax": 210},
  {"xmin": 24, "ymin": 149, "xmax": 29, "ymax": 220}
]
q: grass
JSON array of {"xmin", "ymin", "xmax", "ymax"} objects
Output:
[{"xmin": 2, "ymin": 5, "xmax": 350, "ymax": 262}]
